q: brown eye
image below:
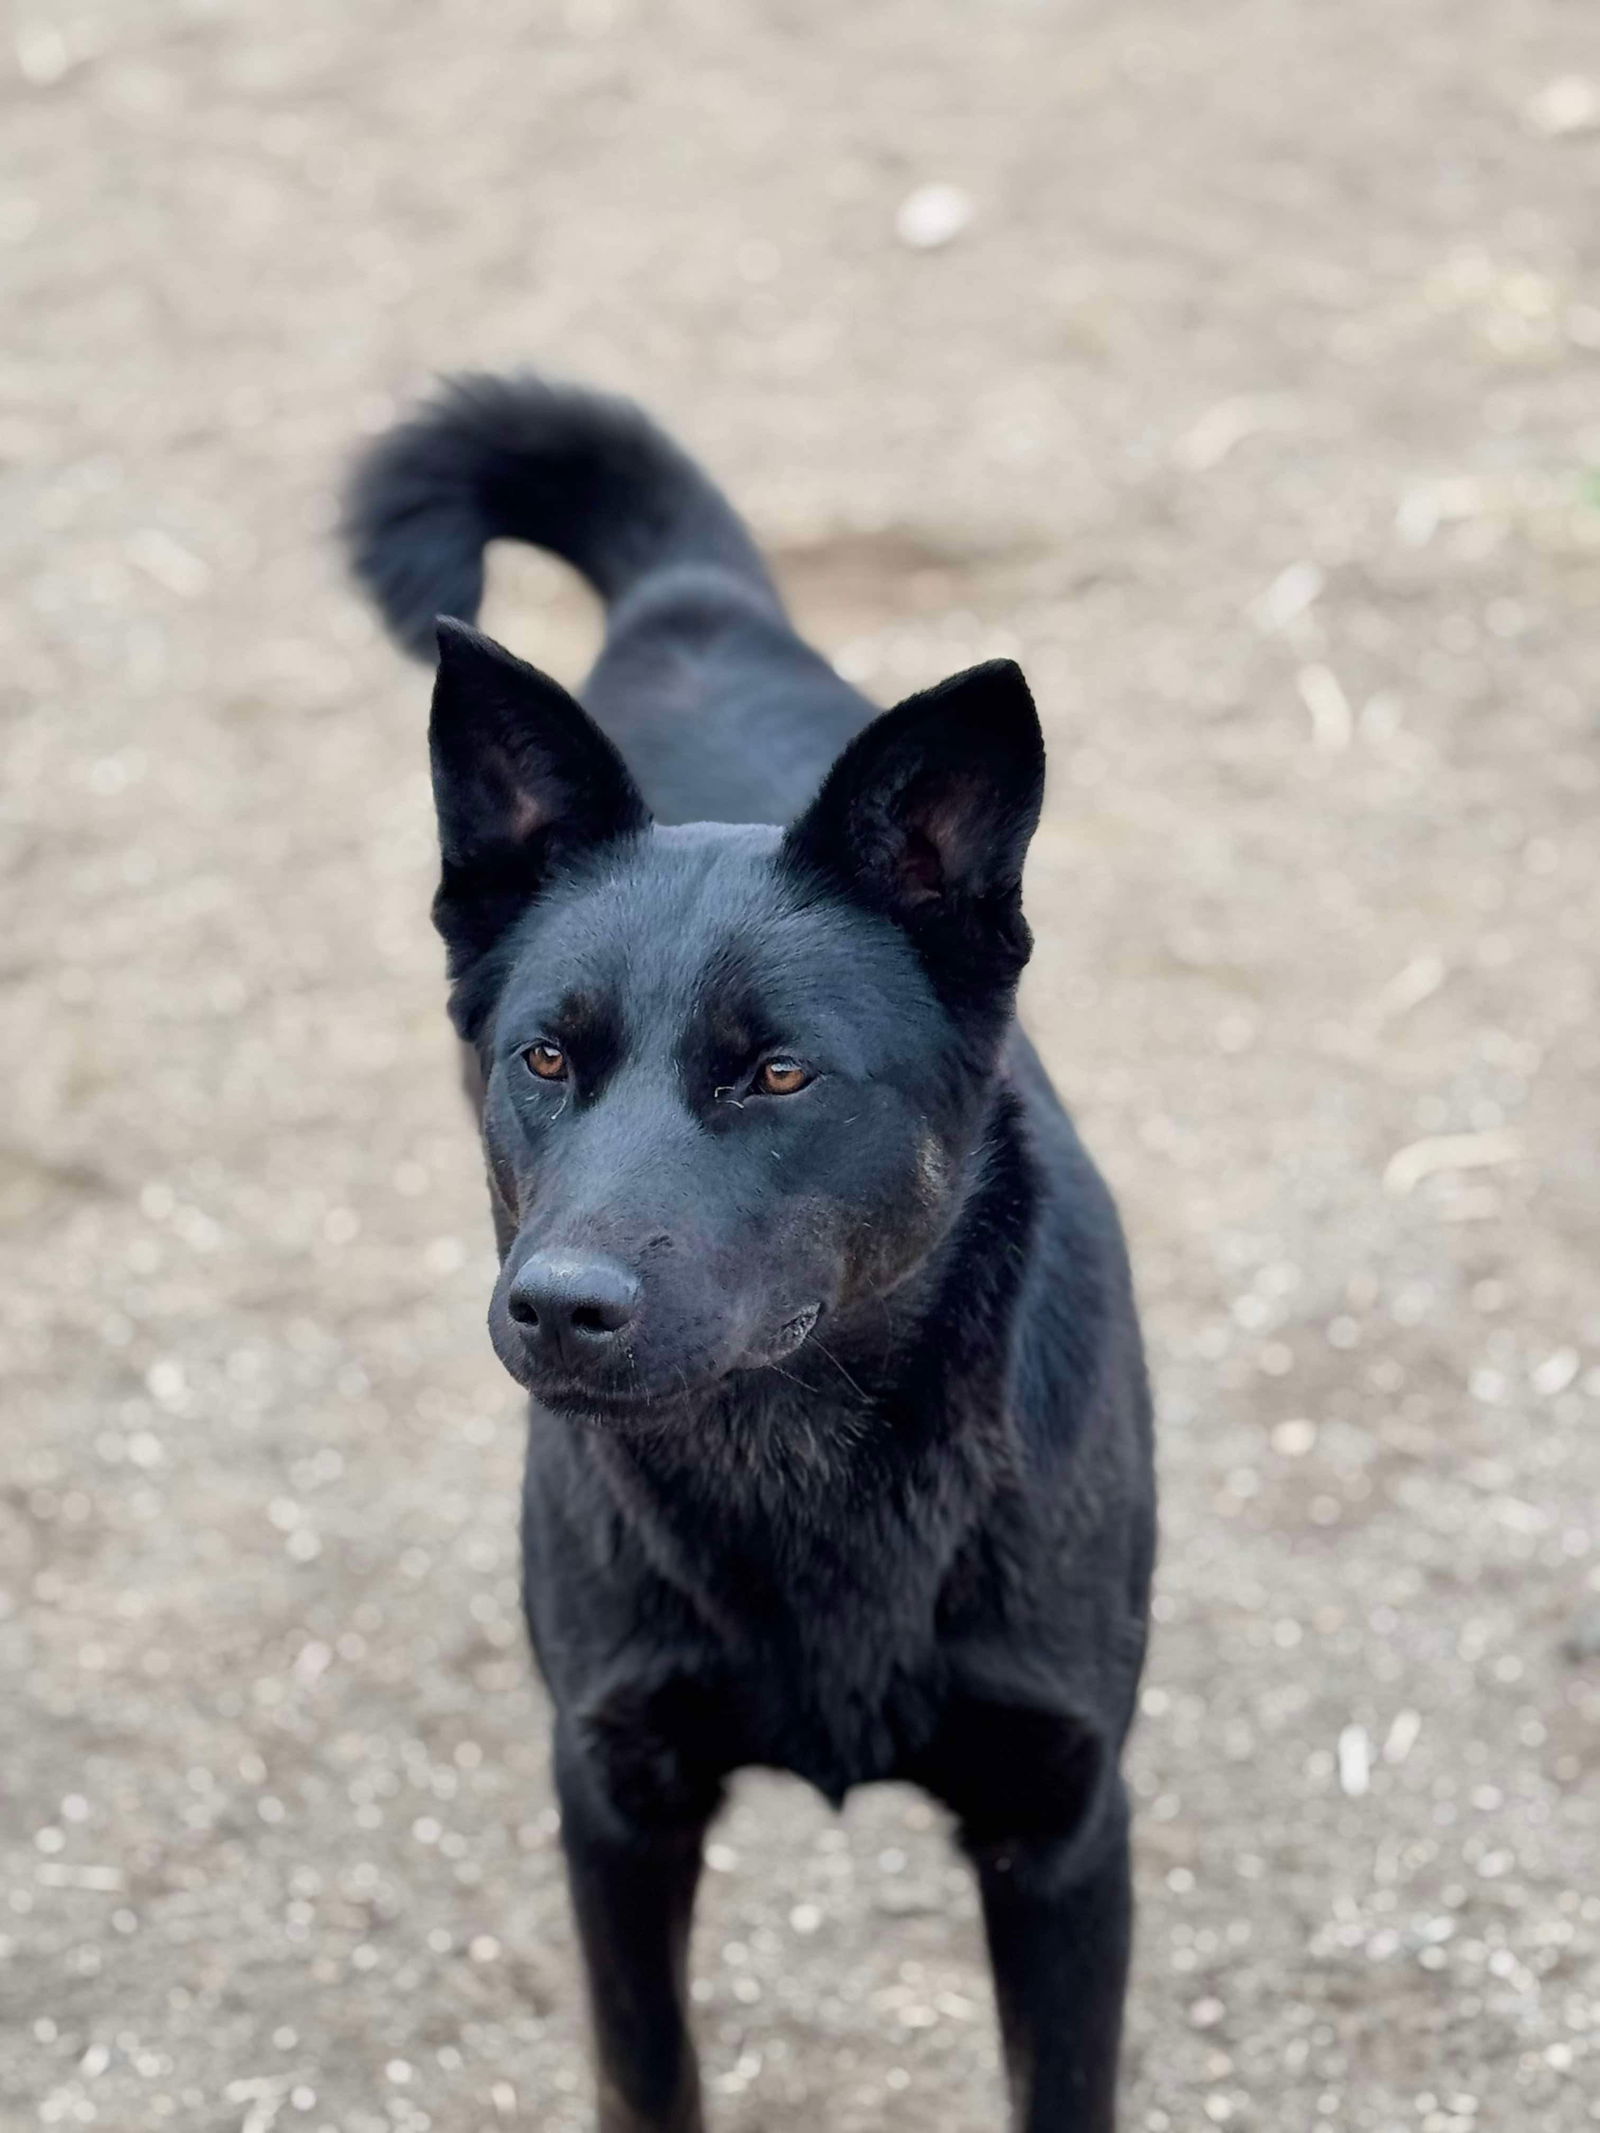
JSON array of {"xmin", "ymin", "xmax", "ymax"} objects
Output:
[
  {"xmin": 523, "ymin": 1041, "xmax": 568, "ymax": 1082},
  {"xmin": 755, "ymin": 1057, "xmax": 812, "ymax": 1097}
]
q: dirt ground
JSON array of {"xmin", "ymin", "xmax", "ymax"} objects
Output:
[{"xmin": 4, "ymin": 2, "xmax": 1600, "ymax": 2128}]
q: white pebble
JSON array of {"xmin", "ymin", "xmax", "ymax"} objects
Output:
[{"xmin": 895, "ymin": 183, "xmax": 975, "ymax": 250}]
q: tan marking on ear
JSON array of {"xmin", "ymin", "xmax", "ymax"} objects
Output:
[{"xmin": 506, "ymin": 787, "xmax": 551, "ymax": 841}]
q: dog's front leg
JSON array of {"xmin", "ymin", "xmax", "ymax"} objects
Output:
[
  {"xmin": 968, "ymin": 1781, "xmax": 1132, "ymax": 2133},
  {"xmin": 555, "ymin": 1728, "xmax": 712, "ymax": 2133}
]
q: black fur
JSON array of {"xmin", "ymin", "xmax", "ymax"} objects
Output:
[{"xmin": 344, "ymin": 373, "xmax": 1155, "ymax": 2133}]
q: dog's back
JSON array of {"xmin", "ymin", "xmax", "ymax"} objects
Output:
[{"xmin": 347, "ymin": 374, "xmax": 870, "ymax": 822}]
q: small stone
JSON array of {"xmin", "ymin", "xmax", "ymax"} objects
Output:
[
  {"xmin": 1338, "ymin": 1725, "xmax": 1371, "ymax": 1798},
  {"xmin": 1562, "ymin": 1602, "xmax": 1600, "ymax": 1663},
  {"xmin": 1532, "ymin": 1348, "xmax": 1580, "ymax": 1396},
  {"xmin": 1270, "ymin": 1419, "xmax": 1317, "ymax": 1457},
  {"xmin": 894, "ymin": 183, "xmax": 975, "ymax": 250},
  {"xmin": 1526, "ymin": 76, "xmax": 1600, "ymax": 137}
]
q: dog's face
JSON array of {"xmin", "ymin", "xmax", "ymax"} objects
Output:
[{"xmin": 427, "ymin": 623, "xmax": 1044, "ymax": 1425}]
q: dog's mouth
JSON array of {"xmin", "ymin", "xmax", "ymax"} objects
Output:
[
  {"xmin": 530, "ymin": 1379, "xmax": 694, "ymax": 1429},
  {"xmin": 516, "ymin": 1306, "xmax": 825, "ymax": 1426}
]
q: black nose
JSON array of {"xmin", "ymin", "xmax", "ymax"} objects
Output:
[{"xmin": 507, "ymin": 1252, "xmax": 640, "ymax": 1361}]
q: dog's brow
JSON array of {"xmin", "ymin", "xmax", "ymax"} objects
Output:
[
  {"xmin": 684, "ymin": 946, "xmax": 787, "ymax": 1067},
  {"xmin": 557, "ymin": 988, "xmax": 603, "ymax": 1034},
  {"xmin": 544, "ymin": 987, "xmax": 625, "ymax": 1085}
]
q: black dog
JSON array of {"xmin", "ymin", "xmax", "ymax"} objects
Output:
[{"xmin": 344, "ymin": 376, "xmax": 1155, "ymax": 2132}]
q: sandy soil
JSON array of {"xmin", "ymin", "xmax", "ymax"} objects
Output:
[{"xmin": 3, "ymin": 3, "xmax": 1599, "ymax": 2128}]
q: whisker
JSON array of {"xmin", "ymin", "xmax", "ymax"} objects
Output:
[{"xmin": 814, "ymin": 1340, "xmax": 869, "ymax": 1404}]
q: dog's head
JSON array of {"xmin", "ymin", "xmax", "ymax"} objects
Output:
[{"xmin": 427, "ymin": 620, "xmax": 1045, "ymax": 1425}]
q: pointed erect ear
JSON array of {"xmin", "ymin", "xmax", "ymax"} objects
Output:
[
  {"xmin": 428, "ymin": 619, "xmax": 649, "ymax": 972},
  {"xmin": 783, "ymin": 660, "xmax": 1045, "ymax": 978}
]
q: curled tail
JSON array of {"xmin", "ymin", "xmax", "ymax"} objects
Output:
[{"xmin": 343, "ymin": 371, "xmax": 780, "ymax": 661}]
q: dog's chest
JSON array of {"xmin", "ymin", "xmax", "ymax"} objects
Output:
[
  {"xmin": 616, "ymin": 1433, "xmax": 994, "ymax": 1796},
  {"xmin": 732, "ymin": 1605, "xmax": 946, "ymax": 1800}
]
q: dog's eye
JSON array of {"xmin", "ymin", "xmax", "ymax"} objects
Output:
[
  {"xmin": 523, "ymin": 1041, "xmax": 568, "ymax": 1082},
  {"xmin": 755, "ymin": 1057, "xmax": 812, "ymax": 1096}
]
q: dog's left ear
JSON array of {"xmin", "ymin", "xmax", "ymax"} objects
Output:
[
  {"xmin": 784, "ymin": 659, "xmax": 1045, "ymax": 979},
  {"xmin": 429, "ymin": 618, "xmax": 650, "ymax": 980}
]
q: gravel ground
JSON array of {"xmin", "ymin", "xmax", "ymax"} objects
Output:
[{"xmin": 4, "ymin": 4, "xmax": 1600, "ymax": 2129}]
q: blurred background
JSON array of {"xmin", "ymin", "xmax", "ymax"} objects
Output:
[{"xmin": 3, "ymin": 3, "xmax": 1599, "ymax": 2128}]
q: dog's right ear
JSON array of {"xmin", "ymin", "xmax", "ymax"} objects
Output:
[{"xmin": 428, "ymin": 619, "xmax": 649, "ymax": 978}]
